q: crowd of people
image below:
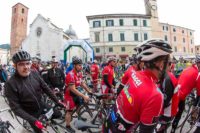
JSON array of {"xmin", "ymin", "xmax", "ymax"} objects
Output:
[{"xmin": 1, "ymin": 38, "xmax": 200, "ymax": 133}]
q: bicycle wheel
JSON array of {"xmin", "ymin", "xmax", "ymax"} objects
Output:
[
  {"xmin": 180, "ymin": 108, "xmax": 200, "ymax": 133},
  {"xmin": 177, "ymin": 97, "xmax": 193, "ymax": 129}
]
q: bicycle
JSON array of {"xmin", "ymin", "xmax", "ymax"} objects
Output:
[
  {"xmin": 179, "ymin": 99, "xmax": 200, "ymax": 133},
  {"xmin": 0, "ymin": 108, "xmax": 15, "ymax": 133}
]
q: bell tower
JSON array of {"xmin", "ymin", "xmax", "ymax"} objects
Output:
[
  {"xmin": 10, "ymin": 3, "xmax": 28, "ymax": 56},
  {"xmin": 144, "ymin": 0, "xmax": 158, "ymax": 18}
]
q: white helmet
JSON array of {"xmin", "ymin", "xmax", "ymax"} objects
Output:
[
  {"xmin": 137, "ymin": 38, "xmax": 172, "ymax": 61},
  {"xmin": 93, "ymin": 60, "xmax": 98, "ymax": 63},
  {"xmin": 107, "ymin": 56, "xmax": 117, "ymax": 63}
]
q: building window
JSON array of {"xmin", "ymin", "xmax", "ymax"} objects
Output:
[
  {"xmin": 190, "ymin": 32, "xmax": 192, "ymax": 35},
  {"xmin": 109, "ymin": 47, "xmax": 113, "ymax": 52},
  {"xmin": 120, "ymin": 33, "xmax": 125, "ymax": 41},
  {"xmin": 134, "ymin": 33, "xmax": 139, "ymax": 41},
  {"xmin": 121, "ymin": 47, "xmax": 125, "ymax": 52},
  {"xmin": 191, "ymin": 39, "xmax": 193, "ymax": 44},
  {"xmin": 94, "ymin": 32, "xmax": 100, "ymax": 42},
  {"xmin": 144, "ymin": 33, "xmax": 148, "ymax": 40},
  {"xmin": 173, "ymin": 28, "xmax": 176, "ymax": 32},
  {"xmin": 96, "ymin": 48, "xmax": 100, "ymax": 53},
  {"xmin": 174, "ymin": 46, "xmax": 177, "ymax": 52},
  {"xmin": 22, "ymin": 8, "xmax": 24, "ymax": 13},
  {"xmin": 183, "ymin": 38, "xmax": 185, "ymax": 43},
  {"xmin": 106, "ymin": 20, "xmax": 114, "ymax": 26},
  {"xmin": 182, "ymin": 30, "xmax": 184, "ymax": 34},
  {"xmin": 163, "ymin": 26, "xmax": 165, "ymax": 31},
  {"xmin": 183, "ymin": 47, "xmax": 186, "ymax": 52},
  {"xmin": 143, "ymin": 20, "xmax": 147, "ymax": 27},
  {"xmin": 174, "ymin": 36, "xmax": 176, "ymax": 42},
  {"xmin": 108, "ymin": 33, "xmax": 113, "ymax": 42},
  {"xmin": 191, "ymin": 48, "xmax": 193, "ymax": 53},
  {"xmin": 119, "ymin": 19, "xmax": 124, "ymax": 26},
  {"xmin": 14, "ymin": 8, "xmax": 16, "ymax": 13},
  {"xmin": 164, "ymin": 35, "xmax": 168, "ymax": 41},
  {"xmin": 93, "ymin": 21, "xmax": 101, "ymax": 28},
  {"xmin": 166, "ymin": 26, "xmax": 168, "ymax": 31},
  {"xmin": 133, "ymin": 19, "xmax": 137, "ymax": 26},
  {"xmin": 197, "ymin": 48, "xmax": 199, "ymax": 51}
]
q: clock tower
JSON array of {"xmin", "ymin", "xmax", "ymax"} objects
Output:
[
  {"xmin": 144, "ymin": 0, "xmax": 158, "ymax": 18},
  {"xmin": 10, "ymin": 3, "xmax": 28, "ymax": 56}
]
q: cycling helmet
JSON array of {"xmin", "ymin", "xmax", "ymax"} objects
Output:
[
  {"xmin": 107, "ymin": 56, "xmax": 117, "ymax": 63},
  {"xmin": 72, "ymin": 56, "xmax": 83, "ymax": 64},
  {"xmin": 52, "ymin": 57, "xmax": 59, "ymax": 63},
  {"xmin": 129, "ymin": 55, "xmax": 137, "ymax": 64},
  {"xmin": 93, "ymin": 60, "xmax": 98, "ymax": 63},
  {"xmin": 12, "ymin": 50, "xmax": 31, "ymax": 64},
  {"xmin": 137, "ymin": 38, "xmax": 172, "ymax": 61},
  {"xmin": 195, "ymin": 55, "xmax": 200, "ymax": 63}
]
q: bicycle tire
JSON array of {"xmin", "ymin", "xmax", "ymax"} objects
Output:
[
  {"xmin": 177, "ymin": 97, "xmax": 193, "ymax": 129},
  {"xmin": 180, "ymin": 108, "xmax": 200, "ymax": 133}
]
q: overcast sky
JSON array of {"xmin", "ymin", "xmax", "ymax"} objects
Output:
[{"xmin": 0, "ymin": 0, "xmax": 199, "ymax": 44}]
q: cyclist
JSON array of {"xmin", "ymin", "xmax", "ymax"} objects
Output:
[
  {"xmin": 156, "ymin": 59, "xmax": 178, "ymax": 133},
  {"xmin": 101, "ymin": 56, "xmax": 117, "ymax": 94},
  {"xmin": 103, "ymin": 39, "xmax": 172, "ymax": 133},
  {"xmin": 64, "ymin": 56, "xmax": 91, "ymax": 133},
  {"xmin": 171, "ymin": 55, "xmax": 200, "ymax": 133},
  {"xmin": 47, "ymin": 57, "xmax": 65, "ymax": 91},
  {"xmin": 117, "ymin": 54, "xmax": 143, "ymax": 95},
  {"xmin": 4, "ymin": 50, "xmax": 65, "ymax": 133},
  {"xmin": 31, "ymin": 56, "xmax": 41, "ymax": 72},
  {"xmin": 90, "ymin": 59, "xmax": 100, "ymax": 92}
]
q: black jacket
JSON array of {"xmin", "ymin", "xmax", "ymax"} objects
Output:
[
  {"xmin": 47, "ymin": 68, "xmax": 65, "ymax": 89},
  {"xmin": 5, "ymin": 71, "xmax": 59, "ymax": 124}
]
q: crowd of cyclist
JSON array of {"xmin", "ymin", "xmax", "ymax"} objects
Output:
[{"xmin": 1, "ymin": 38, "xmax": 200, "ymax": 133}]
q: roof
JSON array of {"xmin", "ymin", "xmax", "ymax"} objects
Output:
[
  {"xmin": 30, "ymin": 14, "xmax": 71, "ymax": 39},
  {"xmin": 12, "ymin": 3, "xmax": 29, "ymax": 9},
  {"xmin": 160, "ymin": 22, "xmax": 194, "ymax": 32},
  {"xmin": 86, "ymin": 13, "xmax": 151, "ymax": 22},
  {"xmin": 0, "ymin": 44, "xmax": 10, "ymax": 50}
]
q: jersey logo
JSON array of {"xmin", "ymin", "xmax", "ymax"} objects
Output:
[
  {"xmin": 124, "ymin": 84, "xmax": 133, "ymax": 104},
  {"xmin": 131, "ymin": 71, "xmax": 142, "ymax": 87}
]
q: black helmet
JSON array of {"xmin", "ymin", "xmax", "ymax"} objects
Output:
[
  {"xmin": 72, "ymin": 56, "xmax": 82, "ymax": 64},
  {"xmin": 12, "ymin": 50, "xmax": 31, "ymax": 64},
  {"xmin": 195, "ymin": 55, "xmax": 200, "ymax": 63}
]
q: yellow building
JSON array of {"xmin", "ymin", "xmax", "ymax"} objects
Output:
[{"xmin": 87, "ymin": 0, "xmax": 195, "ymax": 61}]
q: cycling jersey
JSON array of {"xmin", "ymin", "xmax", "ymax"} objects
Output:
[
  {"xmin": 121, "ymin": 66, "xmax": 137, "ymax": 85},
  {"xmin": 5, "ymin": 71, "xmax": 59, "ymax": 124},
  {"xmin": 47, "ymin": 68, "xmax": 65, "ymax": 89},
  {"xmin": 90, "ymin": 64, "xmax": 99, "ymax": 83},
  {"xmin": 116, "ymin": 70, "xmax": 163, "ymax": 125},
  {"xmin": 101, "ymin": 65, "xmax": 114, "ymax": 94},
  {"xmin": 178, "ymin": 65, "xmax": 199, "ymax": 100},
  {"xmin": 161, "ymin": 72, "xmax": 178, "ymax": 117},
  {"xmin": 64, "ymin": 69, "xmax": 83, "ymax": 110}
]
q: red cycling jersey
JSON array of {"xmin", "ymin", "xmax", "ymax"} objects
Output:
[
  {"xmin": 64, "ymin": 69, "xmax": 83, "ymax": 110},
  {"xmin": 101, "ymin": 65, "xmax": 114, "ymax": 94},
  {"xmin": 121, "ymin": 66, "xmax": 137, "ymax": 85},
  {"xmin": 116, "ymin": 70, "xmax": 163, "ymax": 125},
  {"xmin": 90, "ymin": 64, "xmax": 99, "ymax": 83},
  {"xmin": 178, "ymin": 65, "xmax": 199, "ymax": 101}
]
